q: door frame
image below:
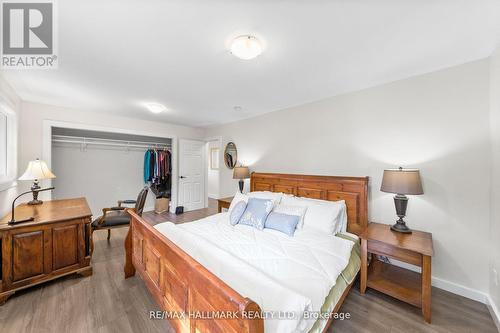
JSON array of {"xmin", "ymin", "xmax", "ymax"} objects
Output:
[
  {"xmin": 204, "ymin": 136, "xmax": 222, "ymax": 206},
  {"xmin": 42, "ymin": 120, "xmax": 179, "ymax": 214},
  {"xmin": 178, "ymin": 138, "xmax": 207, "ymax": 211}
]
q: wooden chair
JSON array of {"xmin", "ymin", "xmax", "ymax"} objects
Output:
[{"xmin": 92, "ymin": 187, "xmax": 148, "ymax": 242}]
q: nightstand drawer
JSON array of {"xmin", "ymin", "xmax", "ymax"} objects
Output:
[
  {"xmin": 217, "ymin": 197, "xmax": 233, "ymax": 213},
  {"xmin": 368, "ymin": 239, "xmax": 422, "ymax": 266}
]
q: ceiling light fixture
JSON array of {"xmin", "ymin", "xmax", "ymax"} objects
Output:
[
  {"xmin": 230, "ymin": 35, "xmax": 263, "ymax": 60},
  {"xmin": 144, "ymin": 102, "xmax": 166, "ymax": 114},
  {"xmin": 233, "ymin": 106, "xmax": 242, "ymax": 112}
]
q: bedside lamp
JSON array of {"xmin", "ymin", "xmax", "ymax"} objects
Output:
[
  {"xmin": 18, "ymin": 158, "xmax": 56, "ymax": 205},
  {"xmin": 233, "ymin": 166, "xmax": 250, "ymax": 193},
  {"xmin": 380, "ymin": 167, "xmax": 423, "ymax": 233}
]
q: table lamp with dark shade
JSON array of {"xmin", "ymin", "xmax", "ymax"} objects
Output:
[
  {"xmin": 380, "ymin": 167, "xmax": 423, "ymax": 233},
  {"xmin": 233, "ymin": 166, "xmax": 250, "ymax": 193}
]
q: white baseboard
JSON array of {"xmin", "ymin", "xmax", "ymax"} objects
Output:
[
  {"xmin": 487, "ymin": 295, "xmax": 500, "ymax": 333},
  {"xmin": 431, "ymin": 276, "xmax": 488, "ymax": 303}
]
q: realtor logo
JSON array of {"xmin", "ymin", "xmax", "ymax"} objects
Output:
[{"xmin": 1, "ymin": 0, "xmax": 58, "ymax": 69}]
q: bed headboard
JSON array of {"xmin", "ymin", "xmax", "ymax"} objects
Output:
[{"xmin": 250, "ymin": 172, "xmax": 369, "ymax": 235}]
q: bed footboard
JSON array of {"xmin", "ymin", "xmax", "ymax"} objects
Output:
[{"xmin": 124, "ymin": 210, "xmax": 264, "ymax": 333}]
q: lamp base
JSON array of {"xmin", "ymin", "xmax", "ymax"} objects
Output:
[
  {"xmin": 28, "ymin": 181, "xmax": 44, "ymax": 205},
  {"xmin": 238, "ymin": 180, "xmax": 244, "ymax": 193},
  {"xmin": 390, "ymin": 219, "xmax": 412, "ymax": 234},
  {"xmin": 391, "ymin": 194, "xmax": 412, "ymax": 233}
]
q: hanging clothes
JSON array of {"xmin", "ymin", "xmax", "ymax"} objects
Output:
[
  {"xmin": 154, "ymin": 150, "xmax": 159, "ymax": 179},
  {"xmin": 144, "ymin": 148, "xmax": 172, "ymax": 198},
  {"xmin": 158, "ymin": 150, "xmax": 165, "ymax": 178},
  {"xmin": 149, "ymin": 150, "xmax": 155, "ymax": 180},
  {"xmin": 143, "ymin": 149, "xmax": 152, "ymax": 183}
]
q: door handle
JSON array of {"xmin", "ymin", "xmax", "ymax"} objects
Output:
[{"xmin": 180, "ymin": 176, "xmax": 187, "ymax": 179}]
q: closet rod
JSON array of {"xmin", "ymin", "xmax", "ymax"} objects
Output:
[{"xmin": 51, "ymin": 135, "xmax": 171, "ymax": 149}]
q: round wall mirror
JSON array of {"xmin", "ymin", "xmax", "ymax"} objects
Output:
[{"xmin": 224, "ymin": 142, "xmax": 238, "ymax": 169}]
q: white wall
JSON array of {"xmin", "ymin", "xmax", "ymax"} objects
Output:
[
  {"xmin": 17, "ymin": 102, "xmax": 205, "ymax": 208},
  {"xmin": 489, "ymin": 48, "xmax": 500, "ymax": 326},
  {"xmin": 207, "ymin": 140, "xmax": 220, "ymax": 199},
  {"xmin": 207, "ymin": 59, "xmax": 492, "ymax": 298},
  {"xmin": 52, "ymin": 144, "xmax": 159, "ymax": 216},
  {"xmin": 0, "ymin": 75, "xmax": 21, "ymax": 217}
]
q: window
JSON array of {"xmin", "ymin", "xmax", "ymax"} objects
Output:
[
  {"xmin": 0, "ymin": 104, "xmax": 17, "ymax": 191},
  {"xmin": 0, "ymin": 113, "xmax": 6, "ymax": 177}
]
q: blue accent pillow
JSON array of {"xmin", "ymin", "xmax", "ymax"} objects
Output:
[
  {"xmin": 238, "ymin": 198, "xmax": 274, "ymax": 230},
  {"xmin": 264, "ymin": 212, "xmax": 300, "ymax": 236},
  {"xmin": 230, "ymin": 201, "xmax": 247, "ymax": 225}
]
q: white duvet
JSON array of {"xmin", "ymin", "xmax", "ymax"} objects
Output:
[{"xmin": 154, "ymin": 213, "xmax": 354, "ymax": 333}]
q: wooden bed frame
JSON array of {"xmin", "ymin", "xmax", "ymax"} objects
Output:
[{"xmin": 124, "ymin": 172, "xmax": 368, "ymax": 333}]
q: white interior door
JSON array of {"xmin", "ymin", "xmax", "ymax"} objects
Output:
[{"xmin": 178, "ymin": 139, "xmax": 205, "ymax": 211}]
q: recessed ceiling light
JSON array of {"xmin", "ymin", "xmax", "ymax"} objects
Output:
[
  {"xmin": 144, "ymin": 102, "xmax": 166, "ymax": 114},
  {"xmin": 230, "ymin": 35, "xmax": 263, "ymax": 60}
]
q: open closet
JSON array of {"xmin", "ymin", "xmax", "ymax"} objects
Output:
[{"xmin": 51, "ymin": 127, "xmax": 173, "ymax": 216}]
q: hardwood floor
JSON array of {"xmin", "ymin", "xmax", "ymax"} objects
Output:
[{"xmin": 0, "ymin": 199, "xmax": 497, "ymax": 333}]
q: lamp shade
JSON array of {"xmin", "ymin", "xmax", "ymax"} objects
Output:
[
  {"xmin": 18, "ymin": 159, "xmax": 56, "ymax": 181},
  {"xmin": 380, "ymin": 168, "xmax": 423, "ymax": 195},
  {"xmin": 233, "ymin": 166, "xmax": 250, "ymax": 180}
]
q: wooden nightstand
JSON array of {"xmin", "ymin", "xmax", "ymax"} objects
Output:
[
  {"xmin": 217, "ymin": 197, "xmax": 233, "ymax": 213},
  {"xmin": 360, "ymin": 222, "xmax": 434, "ymax": 323}
]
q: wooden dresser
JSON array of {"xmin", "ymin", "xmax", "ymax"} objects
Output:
[{"xmin": 0, "ymin": 198, "xmax": 93, "ymax": 305}]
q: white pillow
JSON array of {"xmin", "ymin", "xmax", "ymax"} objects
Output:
[
  {"xmin": 247, "ymin": 191, "xmax": 284, "ymax": 206},
  {"xmin": 281, "ymin": 196, "xmax": 346, "ymax": 234},
  {"xmin": 228, "ymin": 192, "xmax": 249, "ymax": 213},
  {"xmin": 337, "ymin": 202, "xmax": 348, "ymax": 233},
  {"xmin": 272, "ymin": 204, "xmax": 308, "ymax": 229},
  {"xmin": 297, "ymin": 197, "xmax": 348, "ymax": 233}
]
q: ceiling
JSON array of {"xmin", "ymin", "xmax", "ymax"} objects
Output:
[{"xmin": 2, "ymin": 0, "xmax": 500, "ymax": 127}]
